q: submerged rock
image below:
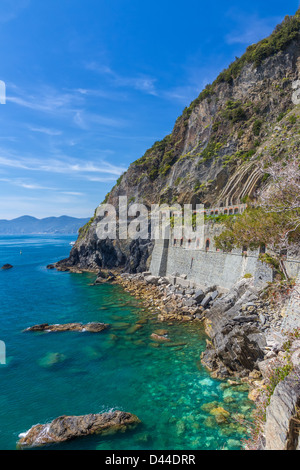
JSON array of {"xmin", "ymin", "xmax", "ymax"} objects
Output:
[
  {"xmin": 1, "ymin": 264, "xmax": 13, "ymax": 270},
  {"xmin": 150, "ymin": 333, "xmax": 171, "ymax": 342},
  {"xmin": 153, "ymin": 329, "xmax": 169, "ymax": 336},
  {"xmin": 17, "ymin": 411, "xmax": 141, "ymax": 448},
  {"xmin": 94, "ymin": 270, "xmax": 116, "ymax": 284},
  {"xmin": 209, "ymin": 407, "xmax": 230, "ymax": 424},
  {"xmin": 24, "ymin": 322, "xmax": 109, "ymax": 333}
]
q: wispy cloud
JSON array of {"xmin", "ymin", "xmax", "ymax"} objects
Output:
[
  {"xmin": 6, "ymin": 86, "xmax": 79, "ymax": 113},
  {"xmin": 86, "ymin": 62, "xmax": 158, "ymax": 96},
  {"xmin": 0, "ymin": 148, "xmax": 127, "ymax": 178},
  {"xmin": 29, "ymin": 126, "xmax": 62, "ymax": 136},
  {"xmin": 61, "ymin": 191, "xmax": 85, "ymax": 196},
  {"xmin": 73, "ymin": 110, "xmax": 125, "ymax": 130},
  {"xmin": 0, "ymin": 177, "xmax": 87, "ymax": 198},
  {"xmin": 225, "ymin": 10, "xmax": 283, "ymax": 45},
  {"xmin": 0, "ymin": 177, "xmax": 56, "ymax": 191},
  {"xmin": 7, "ymin": 84, "xmax": 126, "ymax": 130}
]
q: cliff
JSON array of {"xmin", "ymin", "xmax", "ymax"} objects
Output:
[{"xmin": 58, "ymin": 10, "xmax": 300, "ymax": 273}]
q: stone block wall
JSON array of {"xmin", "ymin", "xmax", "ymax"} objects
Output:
[{"xmin": 149, "ymin": 224, "xmax": 300, "ymax": 290}]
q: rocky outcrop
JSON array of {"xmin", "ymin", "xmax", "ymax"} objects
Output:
[
  {"xmin": 93, "ymin": 270, "xmax": 116, "ymax": 284},
  {"xmin": 201, "ymin": 279, "xmax": 269, "ymax": 378},
  {"xmin": 17, "ymin": 411, "xmax": 141, "ymax": 448},
  {"xmin": 264, "ymin": 368, "xmax": 300, "ymax": 450},
  {"xmin": 24, "ymin": 322, "xmax": 109, "ymax": 333}
]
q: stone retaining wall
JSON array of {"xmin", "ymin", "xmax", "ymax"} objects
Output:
[{"xmin": 150, "ymin": 238, "xmax": 300, "ymax": 291}]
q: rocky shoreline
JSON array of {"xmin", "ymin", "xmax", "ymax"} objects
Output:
[
  {"xmin": 50, "ymin": 263, "xmax": 300, "ymax": 450},
  {"xmin": 99, "ymin": 269, "xmax": 300, "ymax": 450}
]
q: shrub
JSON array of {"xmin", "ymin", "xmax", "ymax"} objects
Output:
[
  {"xmin": 288, "ymin": 114, "xmax": 297, "ymax": 124},
  {"xmin": 253, "ymin": 120, "xmax": 263, "ymax": 136}
]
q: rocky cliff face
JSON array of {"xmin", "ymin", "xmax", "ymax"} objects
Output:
[{"xmin": 58, "ymin": 12, "xmax": 300, "ymax": 273}]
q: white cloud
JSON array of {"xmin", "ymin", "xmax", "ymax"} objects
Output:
[
  {"xmin": 0, "ymin": 177, "xmax": 56, "ymax": 190},
  {"xmin": 60, "ymin": 191, "xmax": 85, "ymax": 196},
  {"xmin": 6, "ymin": 87, "xmax": 77, "ymax": 113},
  {"xmin": 0, "ymin": 149, "xmax": 127, "ymax": 177},
  {"xmin": 7, "ymin": 84, "xmax": 126, "ymax": 130},
  {"xmin": 86, "ymin": 62, "xmax": 158, "ymax": 96},
  {"xmin": 29, "ymin": 127, "xmax": 62, "ymax": 136}
]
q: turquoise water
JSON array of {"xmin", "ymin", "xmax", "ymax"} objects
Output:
[{"xmin": 0, "ymin": 235, "xmax": 253, "ymax": 450}]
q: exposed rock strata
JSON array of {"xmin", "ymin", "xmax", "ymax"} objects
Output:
[
  {"xmin": 17, "ymin": 411, "xmax": 140, "ymax": 448},
  {"xmin": 56, "ymin": 22, "xmax": 300, "ymax": 274},
  {"xmin": 264, "ymin": 368, "xmax": 300, "ymax": 450}
]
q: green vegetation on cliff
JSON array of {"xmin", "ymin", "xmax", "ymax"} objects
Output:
[
  {"xmin": 183, "ymin": 10, "xmax": 300, "ymax": 119},
  {"xmin": 122, "ymin": 9, "xmax": 300, "ymax": 191}
]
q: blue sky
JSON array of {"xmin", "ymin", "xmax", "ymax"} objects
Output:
[{"xmin": 0, "ymin": 0, "xmax": 299, "ymax": 219}]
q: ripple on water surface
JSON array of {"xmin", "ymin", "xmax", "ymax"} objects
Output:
[{"xmin": 0, "ymin": 236, "xmax": 253, "ymax": 450}]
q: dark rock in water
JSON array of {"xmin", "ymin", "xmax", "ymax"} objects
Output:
[
  {"xmin": 1, "ymin": 264, "xmax": 13, "ymax": 270},
  {"xmin": 17, "ymin": 411, "xmax": 141, "ymax": 448},
  {"xmin": 94, "ymin": 270, "xmax": 116, "ymax": 284},
  {"xmin": 46, "ymin": 264, "xmax": 55, "ymax": 269},
  {"xmin": 153, "ymin": 329, "xmax": 169, "ymax": 336},
  {"xmin": 24, "ymin": 322, "xmax": 109, "ymax": 333},
  {"xmin": 150, "ymin": 333, "xmax": 171, "ymax": 342}
]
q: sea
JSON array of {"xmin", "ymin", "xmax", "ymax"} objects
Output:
[{"xmin": 0, "ymin": 235, "xmax": 253, "ymax": 450}]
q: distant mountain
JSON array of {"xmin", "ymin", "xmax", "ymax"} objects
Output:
[{"xmin": 0, "ymin": 216, "xmax": 90, "ymax": 235}]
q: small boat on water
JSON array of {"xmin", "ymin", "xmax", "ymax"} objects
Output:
[{"xmin": 69, "ymin": 241, "xmax": 76, "ymax": 246}]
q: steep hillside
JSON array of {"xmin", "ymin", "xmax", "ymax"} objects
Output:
[{"xmin": 58, "ymin": 10, "xmax": 300, "ymax": 273}]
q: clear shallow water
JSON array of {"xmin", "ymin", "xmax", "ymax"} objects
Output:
[{"xmin": 0, "ymin": 235, "xmax": 253, "ymax": 450}]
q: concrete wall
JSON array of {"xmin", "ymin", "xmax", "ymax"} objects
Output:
[
  {"xmin": 149, "ymin": 222, "xmax": 300, "ymax": 290},
  {"xmin": 150, "ymin": 245, "xmax": 300, "ymax": 292},
  {"xmin": 150, "ymin": 241, "xmax": 273, "ymax": 290}
]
